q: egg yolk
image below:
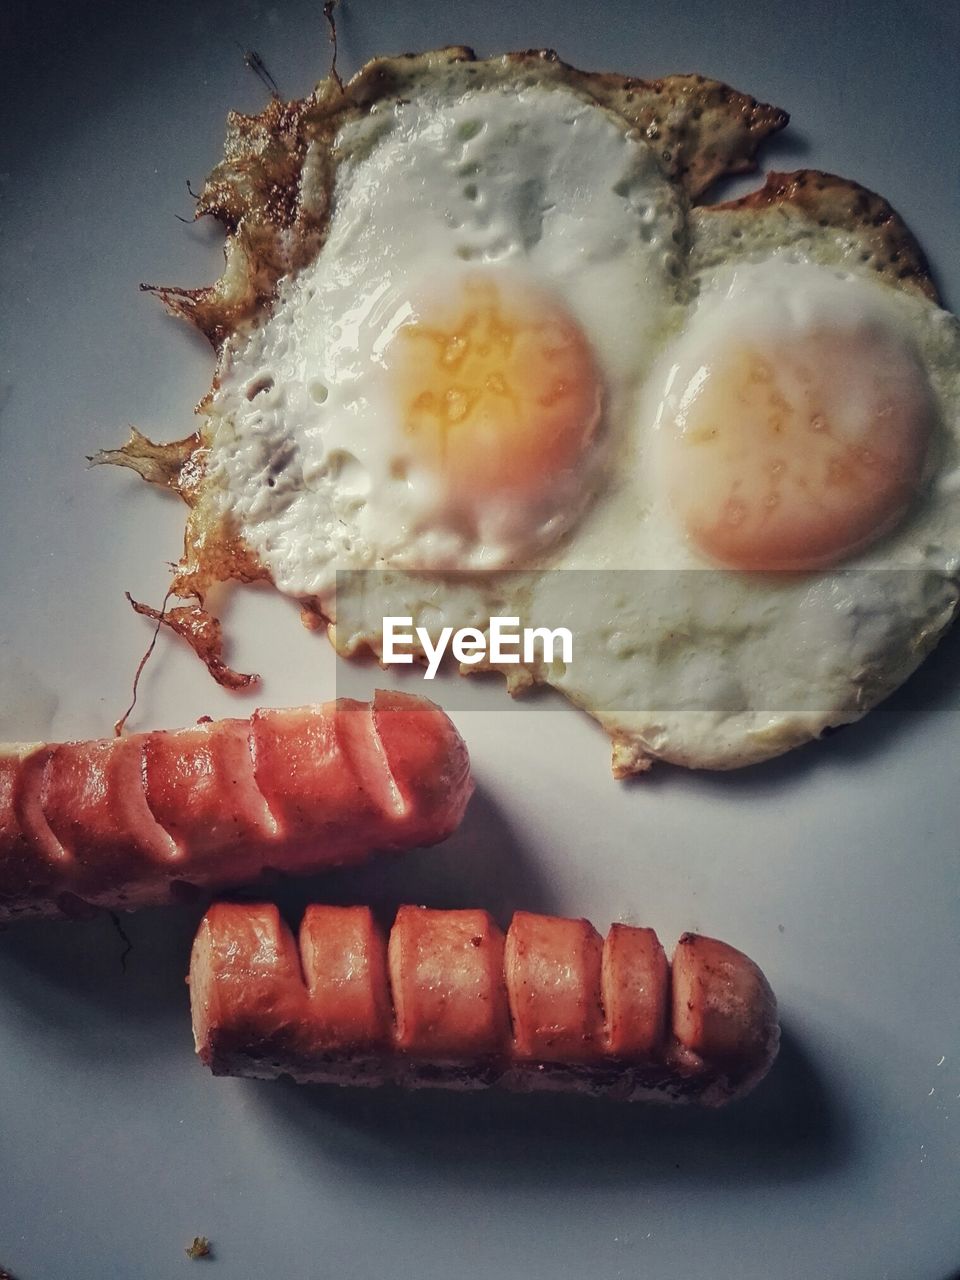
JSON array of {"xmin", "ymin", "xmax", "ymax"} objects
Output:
[
  {"xmin": 661, "ymin": 328, "xmax": 934, "ymax": 570},
  {"xmin": 386, "ymin": 275, "xmax": 602, "ymax": 500}
]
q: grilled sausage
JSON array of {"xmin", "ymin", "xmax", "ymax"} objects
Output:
[
  {"xmin": 0, "ymin": 692, "xmax": 472, "ymax": 921},
  {"xmin": 190, "ymin": 904, "xmax": 779, "ymax": 1105}
]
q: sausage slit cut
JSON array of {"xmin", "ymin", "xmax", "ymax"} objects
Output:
[
  {"xmin": 337, "ymin": 701, "xmax": 405, "ymax": 822},
  {"xmin": 22, "ymin": 749, "xmax": 69, "ymax": 864}
]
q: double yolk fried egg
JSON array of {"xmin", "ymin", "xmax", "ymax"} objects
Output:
[{"xmin": 136, "ymin": 53, "xmax": 960, "ymax": 772}]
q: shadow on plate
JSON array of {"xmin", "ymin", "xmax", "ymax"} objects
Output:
[
  {"xmin": 0, "ymin": 785, "xmax": 552, "ymax": 1051},
  {"xmin": 255, "ymin": 1024, "xmax": 849, "ymax": 1189},
  {"xmin": 250, "ymin": 783, "xmax": 560, "ymax": 926},
  {"xmin": 705, "ymin": 127, "xmax": 814, "ymax": 205}
]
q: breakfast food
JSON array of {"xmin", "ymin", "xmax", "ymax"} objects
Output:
[
  {"xmin": 98, "ymin": 47, "xmax": 960, "ymax": 773},
  {"xmin": 189, "ymin": 902, "xmax": 779, "ymax": 1105},
  {"xmin": 0, "ymin": 692, "xmax": 472, "ymax": 921}
]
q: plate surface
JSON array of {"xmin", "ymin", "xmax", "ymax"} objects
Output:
[{"xmin": 1, "ymin": 2, "xmax": 959, "ymax": 1277}]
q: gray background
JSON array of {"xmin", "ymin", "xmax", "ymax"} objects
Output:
[{"xmin": 1, "ymin": 2, "xmax": 959, "ymax": 1277}]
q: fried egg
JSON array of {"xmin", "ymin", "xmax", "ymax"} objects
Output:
[
  {"xmin": 206, "ymin": 80, "xmax": 682, "ymax": 598},
  {"xmin": 110, "ymin": 51, "xmax": 960, "ymax": 773}
]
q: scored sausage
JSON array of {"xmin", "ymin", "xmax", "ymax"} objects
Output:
[
  {"xmin": 190, "ymin": 904, "xmax": 779, "ymax": 1105},
  {"xmin": 0, "ymin": 692, "xmax": 473, "ymax": 922}
]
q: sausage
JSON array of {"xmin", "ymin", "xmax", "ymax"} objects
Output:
[
  {"xmin": 0, "ymin": 692, "xmax": 473, "ymax": 921},
  {"xmin": 190, "ymin": 904, "xmax": 779, "ymax": 1105}
]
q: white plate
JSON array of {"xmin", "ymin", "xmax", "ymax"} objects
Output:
[{"xmin": 1, "ymin": 2, "xmax": 959, "ymax": 1277}]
